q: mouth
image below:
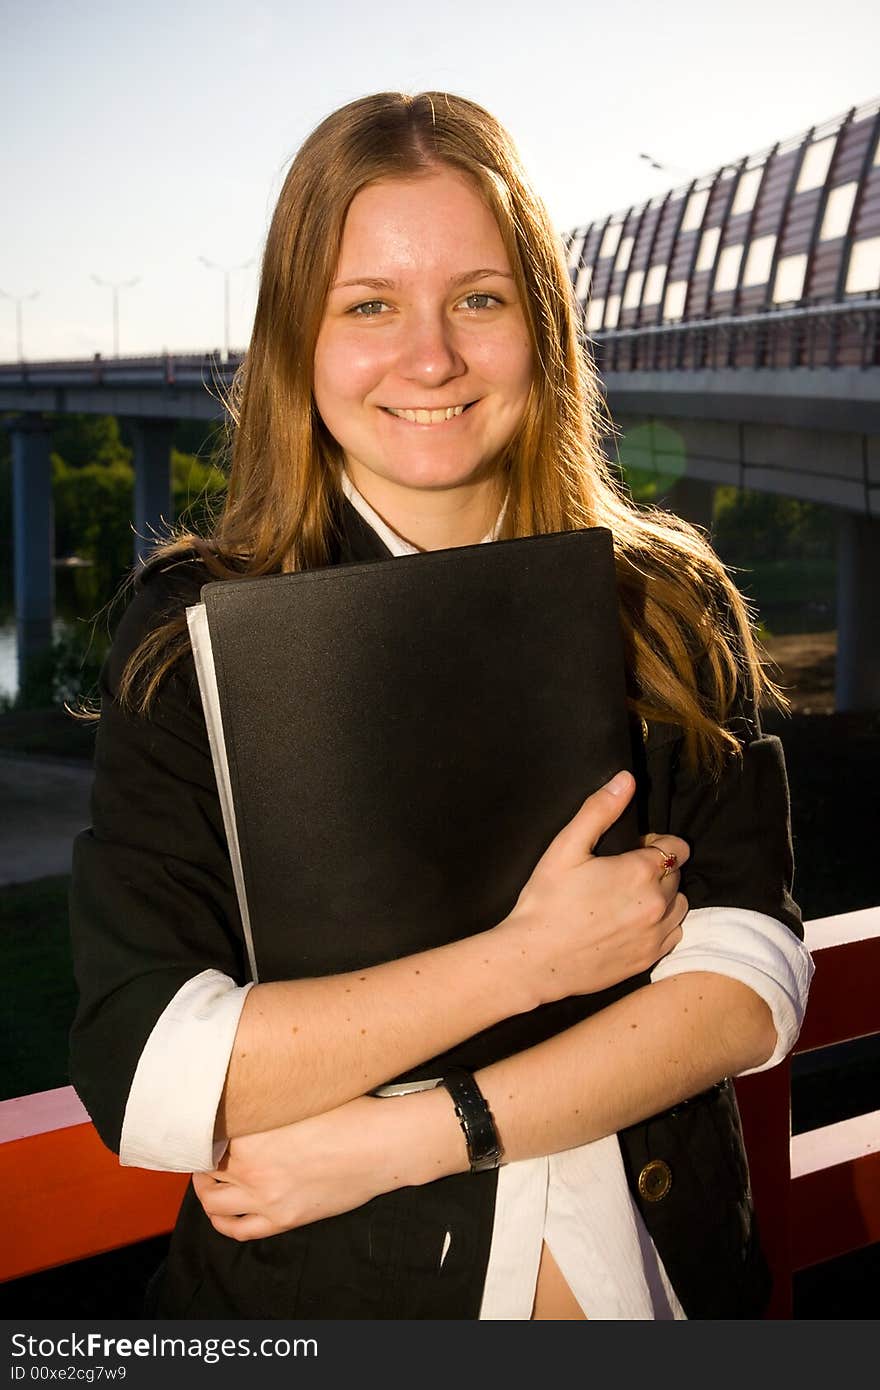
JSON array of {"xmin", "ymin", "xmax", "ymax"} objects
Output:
[{"xmin": 381, "ymin": 401, "xmax": 478, "ymax": 425}]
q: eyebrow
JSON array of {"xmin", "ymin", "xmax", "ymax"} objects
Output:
[{"xmin": 331, "ymin": 268, "xmax": 515, "ymax": 291}]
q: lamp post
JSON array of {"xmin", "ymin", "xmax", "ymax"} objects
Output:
[
  {"xmin": 638, "ymin": 153, "xmax": 693, "ymax": 181},
  {"xmin": 199, "ymin": 256, "xmax": 254, "ymax": 361},
  {"xmin": 0, "ymin": 289, "xmax": 39, "ymax": 362},
  {"xmin": 91, "ymin": 274, "xmax": 140, "ymax": 357}
]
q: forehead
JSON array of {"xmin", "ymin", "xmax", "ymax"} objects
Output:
[{"xmin": 335, "ymin": 168, "xmax": 510, "ymax": 278}]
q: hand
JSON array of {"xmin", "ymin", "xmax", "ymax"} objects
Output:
[
  {"xmin": 192, "ymin": 1090, "xmax": 460, "ymax": 1241},
  {"xmin": 501, "ymin": 771, "xmax": 690, "ymax": 1005}
]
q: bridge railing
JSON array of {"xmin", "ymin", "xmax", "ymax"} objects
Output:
[
  {"xmin": 0, "ymin": 350, "xmax": 244, "ymax": 391},
  {"xmin": 2, "ymin": 299, "xmax": 877, "ymax": 393},
  {"xmin": 590, "ymin": 299, "xmax": 880, "ymax": 373},
  {"xmin": 1, "ymin": 907, "xmax": 879, "ymax": 1317}
]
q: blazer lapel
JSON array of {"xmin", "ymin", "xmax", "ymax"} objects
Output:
[{"xmin": 336, "ymin": 495, "xmax": 396, "ymax": 564}]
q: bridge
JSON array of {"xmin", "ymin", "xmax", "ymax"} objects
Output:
[{"xmin": 2, "ymin": 97, "xmax": 879, "ymax": 703}]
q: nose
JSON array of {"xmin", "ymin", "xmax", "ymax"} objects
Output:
[{"xmin": 396, "ymin": 309, "xmax": 466, "ymax": 386}]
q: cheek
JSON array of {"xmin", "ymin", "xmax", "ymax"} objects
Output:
[
  {"xmin": 471, "ymin": 329, "xmax": 534, "ymax": 402},
  {"xmin": 313, "ymin": 330, "xmax": 389, "ymax": 416}
]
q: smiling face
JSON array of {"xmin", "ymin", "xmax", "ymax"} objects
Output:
[{"xmin": 312, "ymin": 166, "xmax": 534, "ymax": 542}]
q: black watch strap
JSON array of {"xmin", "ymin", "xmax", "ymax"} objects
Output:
[{"xmin": 440, "ymin": 1067, "xmax": 504, "ymax": 1173}]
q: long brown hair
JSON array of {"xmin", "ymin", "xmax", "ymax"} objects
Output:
[{"xmin": 116, "ymin": 90, "xmax": 785, "ymax": 771}]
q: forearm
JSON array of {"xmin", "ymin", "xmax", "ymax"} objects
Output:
[
  {"xmin": 481, "ymin": 972, "xmax": 774, "ymax": 1161},
  {"xmin": 403, "ymin": 973, "xmax": 777, "ymax": 1182},
  {"xmin": 196, "ymin": 973, "xmax": 777, "ymax": 1240},
  {"xmin": 218, "ymin": 921, "xmax": 537, "ymax": 1138}
]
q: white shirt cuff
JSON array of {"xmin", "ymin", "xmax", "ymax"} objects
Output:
[
  {"xmin": 119, "ymin": 969, "xmax": 254, "ymax": 1172},
  {"xmin": 649, "ymin": 906, "xmax": 814, "ymax": 1073}
]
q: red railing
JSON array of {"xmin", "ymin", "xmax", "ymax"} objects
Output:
[
  {"xmin": 2, "ymin": 908, "xmax": 879, "ymax": 1315},
  {"xmin": 735, "ymin": 906, "xmax": 880, "ymax": 1316}
]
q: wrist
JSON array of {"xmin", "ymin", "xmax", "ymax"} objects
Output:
[
  {"xmin": 493, "ymin": 906, "xmax": 559, "ymax": 1010},
  {"xmin": 372, "ymin": 1071, "xmax": 509, "ymax": 1188},
  {"xmin": 393, "ymin": 1086, "xmax": 471, "ymax": 1187}
]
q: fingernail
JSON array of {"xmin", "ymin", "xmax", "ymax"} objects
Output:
[{"xmin": 604, "ymin": 771, "xmax": 631, "ymax": 796}]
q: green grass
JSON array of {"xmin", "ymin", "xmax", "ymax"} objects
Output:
[{"xmin": 0, "ymin": 875, "xmax": 78, "ymax": 1101}]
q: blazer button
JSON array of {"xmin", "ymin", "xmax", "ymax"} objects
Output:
[{"xmin": 638, "ymin": 1158, "xmax": 672, "ymax": 1202}]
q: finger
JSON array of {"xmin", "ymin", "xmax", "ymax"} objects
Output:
[
  {"xmin": 650, "ymin": 893, "xmax": 689, "ymax": 961},
  {"xmin": 639, "ymin": 848, "xmax": 686, "ymax": 894},
  {"xmin": 655, "ymin": 920, "xmax": 685, "ymax": 960},
  {"xmin": 656, "ymin": 891, "xmax": 689, "ymax": 932},
  {"xmin": 541, "ymin": 771, "xmax": 635, "ymax": 869},
  {"xmin": 641, "ymin": 832, "xmax": 690, "ymax": 867},
  {"xmin": 191, "ymin": 1171, "xmax": 218, "ymax": 1201},
  {"xmin": 199, "ymin": 1184, "xmax": 254, "ymax": 1218},
  {"xmin": 207, "ymin": 1212, "xmax": 275, "ymax": 1242}
]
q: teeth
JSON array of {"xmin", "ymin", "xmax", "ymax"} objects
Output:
[{"xmin": 386, "ymin": 405, "xmax": 467, "ymax": 423}]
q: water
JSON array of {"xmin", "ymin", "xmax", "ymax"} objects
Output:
[{"xmin": 0, "ymin": 564, "xmax": 113, "ymax": 702}]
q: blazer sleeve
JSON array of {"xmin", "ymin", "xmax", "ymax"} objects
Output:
[
  {"xmin": 68, "ymin": 565, "xmax": 248, "ymax": 1154},
  {"xmin": 644, "ymin": 694, "xmax": 812, "ymax": 1070},
  {"xmin": 666, "ymin": 701, "xmax": 803, "ymax": 939}
]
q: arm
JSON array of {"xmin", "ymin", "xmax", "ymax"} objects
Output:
[
  {"xmin": 483, "ymin": 697, "xmax": 810, "ymax": 1154},
  {"xmin": 195, "ymin": 969, "xmax": 773, "ymax": 1239},
  {"xmin": 70, "ymin": 571, "xmax": 686, "ymax": 1167},
  {"xmin": 197, "ymin": 702, "xmax": 812, "ymax": 1239}
]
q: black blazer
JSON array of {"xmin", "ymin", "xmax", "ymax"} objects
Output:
[{"xmin": 68, "ymin": 498, "xmax": 802, "ymax": 1319}]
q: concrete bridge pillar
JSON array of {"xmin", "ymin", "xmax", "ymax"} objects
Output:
[
  {"xmin": 836, "ymin": 513, "xmax": 880, "ymax": 710},
  {"xmin": 662, "ymin": 476, "xmax": 716, "ymax": 534},
  {"xmin": 130, "ymin": 419, "xmax": 174, "ymax": 566},
  {"xmin": 9, "ymin": 415, "xmax": 54, "ymax": 697}
]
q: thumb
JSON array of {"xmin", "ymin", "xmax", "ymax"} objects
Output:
[{"xmin": 541, "ymin": 771, "xmax": 635, "ymax": 869}]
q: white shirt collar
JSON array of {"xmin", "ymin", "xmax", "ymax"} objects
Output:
[{"xmin": 340, "ymin": 470, "xmax": 506, "ymax": 558}]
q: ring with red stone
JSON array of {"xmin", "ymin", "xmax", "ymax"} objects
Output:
[{"xmin": 646, "ymin": 845, "xmax": 678, "ymax": 880}]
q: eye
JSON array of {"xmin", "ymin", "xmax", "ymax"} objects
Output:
[
  {"xmin": 350, "ymin": 300, "xmax": 389, "ymax": 317},
  {"xmin": 459, "ymin": 292, "xmax": 502, "ymax": 311}
]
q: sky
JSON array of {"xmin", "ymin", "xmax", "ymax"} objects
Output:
[{"xmin": 2, "ymin": 0, "xmax": 879, "ymax": 361}]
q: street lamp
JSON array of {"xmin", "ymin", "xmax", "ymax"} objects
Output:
[
  {"xmin": 0, "ymin": 289, "xmax": 39, "ymax": 362},
  {"xmin": 638, "ymin": 153, "xmax": 693, "ymax": 181},
  {"xmin": 199, "ymin": 256, "xmax": 254, "ymax": 361},
  {"xmin": 91, "ymin": 274, "xmax": 141, "ymax": 357}
]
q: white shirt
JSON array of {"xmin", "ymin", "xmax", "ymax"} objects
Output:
[{"xmin": 119, "ymin": 475, "xmax": 814, "ymax": 1319}]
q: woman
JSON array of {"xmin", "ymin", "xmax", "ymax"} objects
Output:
[{"xmin": 69, "ymin": 91, "xmax": 812, "ymax": 1320}]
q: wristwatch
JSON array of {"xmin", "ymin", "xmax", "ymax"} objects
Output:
[{"xmin": 371, "ymin": 1068, "xmax": 504, "ymax": 1173}]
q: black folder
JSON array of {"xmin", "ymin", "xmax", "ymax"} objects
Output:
[{"xmin": 187, "ymin": 527, "xmax": 643, "ymax": 1070}]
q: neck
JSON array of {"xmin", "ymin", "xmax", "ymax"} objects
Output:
[{"xmin": 342, "ymin": 463, "xmax": 504, "ymax": 551}]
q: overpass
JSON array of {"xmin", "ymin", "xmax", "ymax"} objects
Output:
[{"xmin": 2, "ymin": 98, "xmax": 879, "ymax": 704}]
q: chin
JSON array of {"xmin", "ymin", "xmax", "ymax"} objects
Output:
[{"xmin": 392, "ymin": 453, "xmax": 494, "ymax": 490}]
